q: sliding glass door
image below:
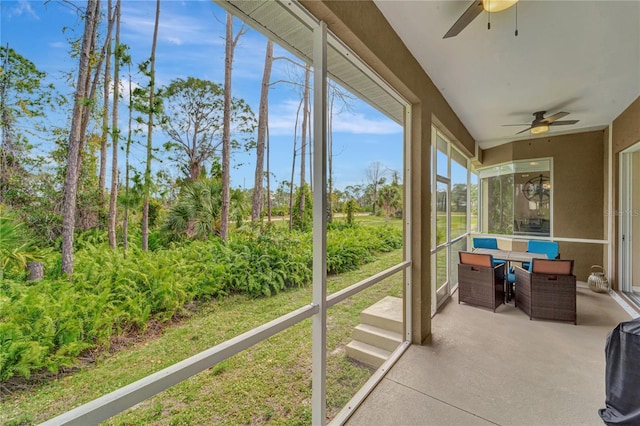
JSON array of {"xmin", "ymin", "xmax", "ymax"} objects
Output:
[{"xmin": 431, "ymin": 128, "xmax": 471, "ymax": 313}]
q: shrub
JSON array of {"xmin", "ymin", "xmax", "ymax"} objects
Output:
[
  {"xmin": 291, "ymin": 184, "xmax": 312, "ymax": 232},
  {"xmin": 0, "ymin": 223, "xmax": 402, "ymax": 380},
  {"xmin": 223, "ymin": 229, "xmax": 312, "ymax": 297}
]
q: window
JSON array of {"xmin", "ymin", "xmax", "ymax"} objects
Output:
[
  {"xmin": 431, "ymin": 127, "xmax": 472, "ymax": 312},
  {"xmin": 478, "ymin": 159, "xmax": 552, "ymax": 237},
  {"xmin": 470, "ymin": 170, "xmax": 478, "ymax": 233}
]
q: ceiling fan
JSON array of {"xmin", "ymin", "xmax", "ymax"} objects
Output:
[
  {"xmin": 504, "ymin": 111, "xmax": 580, "ymax": 135},
  {"xmin": 443, "ymin": 0, "xmax": 518, "ymax": 39}
]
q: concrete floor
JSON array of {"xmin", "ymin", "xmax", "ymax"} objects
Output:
[{"xmin": 346, "ymin": 286, "xmax": 633, "ymax": 426}]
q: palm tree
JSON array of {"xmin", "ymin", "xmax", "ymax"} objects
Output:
[
  {"xmin": 377, "ymin": 184, "xmax": 402, "ymax": 220},
  {"xmin": 164, "ymin": 178, "xmax": 249, "ymax": 240},
  {"xmin": 230, "ymin": 188, "xmax": 249, "ymax": 229}
]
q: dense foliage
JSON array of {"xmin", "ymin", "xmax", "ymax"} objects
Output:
[{"xmin": 0, "ymin": 224, "xmax": 401, "ymax": 381}]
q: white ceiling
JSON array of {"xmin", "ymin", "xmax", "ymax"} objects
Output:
[{"xmin": 373, "ymin": 0, "xmax": 640, "ymax": 149}]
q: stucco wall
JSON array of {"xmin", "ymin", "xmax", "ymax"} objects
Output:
[
  {"xmin": 633, "ymin": 151, "xmax": 640, "ymax": 286},
  {"xmin": 612, "ymin": 96, "xmax": 640, "ymax": 289},
  {"xmin": 300, "ymin": 0, "xmax": 477, "ymax": 343},
  {"xmin": 481, "ymin": 130, "xmax": 606, "ymax": 280},
  {"xmin": 613, "ymin": 97, "xmax": 640, "ymax": 153}
]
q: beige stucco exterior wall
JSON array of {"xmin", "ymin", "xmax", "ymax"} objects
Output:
[
  {"xmin": 613, "ymin": 97, "xmax": 640, "ymax": 153},
  {"xmin": 298, "ymin": 1, "xmax": 638, "ymax": 312},
  {"xmin": 633, "ymin": 151, "xmax": 640, "ymax": 286},
  {"xmin": 603, "ymin": 126, "xmax": 610, "ymax": 276},
  {"xmin": 300, "ymin": 0, "xmax": 476, "ymax": 343},
  {"xmin": 612, "ymin": 96, "xmax": 640, "ymax": 289},
  {"xmin": 481, "ymin": 130, "xmax": 606, "ymax": 281}
]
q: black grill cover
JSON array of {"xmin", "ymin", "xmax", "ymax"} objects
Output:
[{"xmin": 599, "ymin": 317, "xmax": 640, "ymax": 425}]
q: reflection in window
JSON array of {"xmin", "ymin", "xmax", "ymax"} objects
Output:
[
  {"xmin": 436, "ymin": 135, "xmax": 448, "ymax": 178},
  {"xmin": 484, "ymin": 174, "xmax": 514, "ymax": 235},
  {"xmin": 450, "ymin": 237, "xmax": 467, "ymax": 287},
  {"xmin": 479, "ymin": 159, "xmax": 551, "ymax": 237},
  {"xmin": 515, "ymin": 173, "xmax": 550, "ymax": 235}
]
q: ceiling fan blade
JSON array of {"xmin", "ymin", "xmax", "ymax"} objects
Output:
[
  {"xmin": 516, "ymin": 127, "xmax": 533, "ymax": 135},
  {"xmin": 540, "ymin": 112, "xmax": 569, "ymax": 124},
  {"xmin": 502, "ymin": 124, "xmax": 531, "ymax": 127},
  {"xmin": 443, "ymin": 1, "xmax": 484, "ymax": 39},
  {"xmin": 549, "ymin": 120, "xmax": 579, "ymax": 126}
]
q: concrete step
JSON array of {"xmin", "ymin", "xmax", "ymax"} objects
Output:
[
  {"xmin": 352, "ymin": 323, "xmax": 402, "ymax": 352},
  {"xmin": 360, "ymin": 296, "xmax": 403, "ymax": 334},
  {"xmin": 345, "ymin": 340, "xmax": 391, "ymax": 369}
]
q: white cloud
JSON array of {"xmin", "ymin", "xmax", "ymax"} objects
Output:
[
  {"xmin": 120, "ymin": 2, "xmax": 224, "ymax": 48},
  {"xmin": 267, "ymin": 98, "xmax": 304, "ymax": 136},
  {"xmin": 109, "ymin": 77, "xmax": 142, "ymax": 102},
  {"xmin": 267, "ymin": 99, "xmax": 402, "ymax": 137},
  {"xmin": 48, "ymin": 41, "xmax": 66, "ymax": 49},
  {"xmin": 8, "ymin": 0, "xmax": 39, "ymax": 19},
  {"xmin": 332, "ymin": 111, "xmax": 402, "ymax": 135}
]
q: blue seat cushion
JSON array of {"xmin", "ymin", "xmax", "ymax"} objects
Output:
[
  {"xmin": 527, "ymin": 240, "xmax": 559, "ymax": 259},
  {"xmin": 473, "ymin": 237, "xmax": 499, "ymax": 249}
]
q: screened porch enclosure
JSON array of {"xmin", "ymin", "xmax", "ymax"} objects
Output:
[
  {"xmin": 28, "ymin": 0, "xmax": 640, "ymax": 424},
  {"xmin": 38, "ymin": 1, "xmax": 414, "ymax": 424}
]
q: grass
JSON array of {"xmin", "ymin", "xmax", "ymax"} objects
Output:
[{"xmin": 1, "ymin": 220, "xmax": 404, "ymax": 425}]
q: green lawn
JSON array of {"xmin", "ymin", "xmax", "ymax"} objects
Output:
[{"xmin": 1, "ymin": 221, "xmax": 404, "ymax": 425}]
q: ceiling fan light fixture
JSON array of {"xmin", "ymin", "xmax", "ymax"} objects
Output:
[
  {"xmin": 482, "ymin": 0, "xmax": 518, "ymax": 13},
  {"xmin": 530, "ymin": 124, "xmax": 549, "ymax": 135}
]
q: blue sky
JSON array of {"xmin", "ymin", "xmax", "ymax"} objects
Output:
[{"xmin": 1, "ymin": 0, "xmax": 404, "ymax": 191}]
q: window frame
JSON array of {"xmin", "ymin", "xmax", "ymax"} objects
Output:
[{"xmin": 477, "ymin": 158, "xmax": 554, "ymax": 238}]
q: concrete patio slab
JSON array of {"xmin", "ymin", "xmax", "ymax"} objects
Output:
[{"xmin": 346, "ymin": 287, "xmax": 632, "ymax": 426}]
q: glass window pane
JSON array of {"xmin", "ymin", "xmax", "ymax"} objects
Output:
[
  {"xmin": 436, "ymin": 135, "xmax": 448, "ymax": 178},
  {"xmin": 482, "ymin": 174, "xmax": 514, "ymax": 234},
  {"xmin": 470, "ymin": 172, "xmax": 478, "ymax": 233},
  {"xmin": 436, "ymin": 249, "xmax": 448, "ymax": 301},
  {"xmin": 436, "ymin": 181, "xmax": 448, "ymax": 245},
  {"xmin": 478, "ymin": 159, "xmax": 551, "ymax": 237},
  {"xmin": 451, "ymin": 148, "xmax": 467, "ymax": 168},
  {"xmin": 514, "ymin": 172, "xmax": 551, "ymax": 236},
  {"xmin": 450, "ymin": 237, "xmax": 467, "ymax": 286},
  {"xmin": 450, "ymin": 159, "xmax": 467, "ymax": 239}
]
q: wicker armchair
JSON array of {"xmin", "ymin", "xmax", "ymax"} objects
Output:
[
  {"xmin": 458, "ymin": 251, "xmax": 505, "ymax": 312},
  {"xmin": 514, "ymin": 259, "xmax": 576, "ymax": 324}
]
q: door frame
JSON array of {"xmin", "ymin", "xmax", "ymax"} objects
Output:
[{"xmin": 619, "ymin": 142, "xmax": 640, "ymax": 292}]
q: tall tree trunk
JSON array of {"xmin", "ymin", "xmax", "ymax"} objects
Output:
[
  {"xmin": 76, "ymin": 0, "xmax": 114, "ymax": 230},
  {"xmin": 98, "ymin": 0, "xmax": 113, "ymax": 206},
  {"xmin": 108, "ymin": 0, "xmax": 121, "ymax": 248},
  {"xmin": 266, "ymin": 126, "xmax": 271, "ymax": 223},
  {"xmin": 299, "ymin": 64, "xmax": 310, "ymax": 216},
  {"xmin": 142, "ymin": 0, "xmax": 160, "ymax": 251},
  {"xmin": 221, "ymin": 13, "xmax": 245, "ymax": 241},
  {"xmin": 308, "ymin": 103, "xmax": 313, "ymax": 192},
  {"xmin": 0, "ymin": 45, "xmax": 15, "ymax": 203},
  {"xmin": 251, "ymin": 39, "xmax": 273, "ymax": 222},
  {"xmin": 221, "ymin": 13, "xmax": 233, "ymax": 241},
  {"xmin": 61, "ymin": 0, "xmax": 99, "ymax": 276},
  {"xmin": 289, "ymin": 98, "xmax": 303, "ymax": 231},
  {"xmin": 327, "ymin": 91, "xmax": 334, "ymax": 223},
  {"xmin": 123, "ymin": 61, "xmax": 132, "ymax": 253}
]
